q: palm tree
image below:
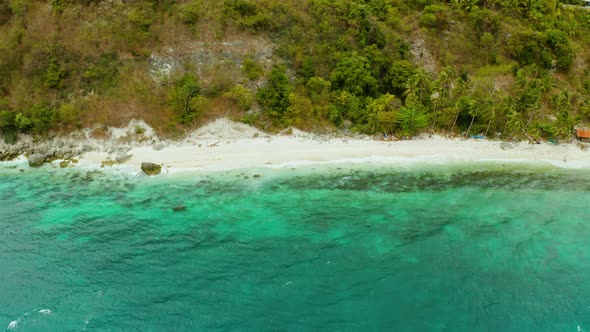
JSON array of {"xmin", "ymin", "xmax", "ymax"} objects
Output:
[
  {"xmin": 404, "ymin": 68, "xmax": 430, "ymax": 105},
  {"xmin": 430, "ymin": 66, "xmax": 455, "ymax": 130}
]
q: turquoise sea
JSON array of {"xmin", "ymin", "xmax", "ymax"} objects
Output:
[{"xmin": 1, "ymin": 162, "xmax": 590, "ymax": 331}]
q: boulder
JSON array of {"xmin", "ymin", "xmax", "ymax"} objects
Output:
[
  {"xmin": 500, "ymin": 142, "xmax": 514, "ymax": 150},
  {"xmin": 141, "ymin": 162, "xmax": 161, "ymax": 176},
  {"xmin": 115, "ymin": 154, "xmax": 133, "ymax": 164},
  {"xmin": 152, "ymin": 142, "xmax": 165, "ymax": 151},
  {"xmin": 28, "ymin": 154, "xmax": 46, "ymax": 167},
  {"xmin": 59, "ymin": 161, "xmax": 68, "ymax": 168}
]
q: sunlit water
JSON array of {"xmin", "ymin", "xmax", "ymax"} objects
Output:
[{"xmin": 1, "ymin": 163, "xmax": 590, "ymax": 331}]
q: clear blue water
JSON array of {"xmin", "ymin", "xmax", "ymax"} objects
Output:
[{"xmin": 1, "ymin": 163, "xmax": 590, "ymax": 331}]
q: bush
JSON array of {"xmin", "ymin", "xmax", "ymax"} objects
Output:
[
  {"xmin": 469, "ymin": 9, "xmax": 500, "ymax": 38},
  {"xmin": 127, "ymin": 5, "xmax": 154, "ymax": 32},
  {"xmin": 420, "ymin": 5, "xmax": 449, "ymax": 30},
  {"xmin": 223, "ymin": 0, "xmax": 273, "ymax": 32},
  {"xmin": 306, "ymin": 77, "xmax": 331, "ymax": 104},
  {"xmin": 167, "ymin": 74, "xmax": 201, "ymax": 124},
  {"xmin": 329, "ymin": 90, "xmax": 364, "ymax": 125},
  {"xmin": 257, "ymin": 65, "xmax": 291, "ymax": 125},
  {"xmin": 242, "ymin": 56, "xmax": 264, "ymax": 81},
  {"xmin": 44, "ymin": 56, "xmax": 67, "ymax": 89},
  {"xmin": 177, "ymin": 1, "xmax": 203, "ymax": 25},
  {"xmin": 9, "ymin": 0, "xmax": 27, "ymax": 17},
  {"xmin": 387, "ymin": 60, "xmax": 415, "ymax": 96},
  {"xmin": 224, "ymin": 85, "xmax": 254, "ymax": 111},
  {"xmin": 364, "ymin": 93, "xmax": 399, "ymax": 134},
  {"xmin": 545, "ymin": 29, "xmax": 573, "ymax": 70},
  {"xmin": 82, "ymin": 52, "xmax": 120, "ymax": 93},
  {"xmin": 26, "ymin": 104, "xmax": 56, "ymax": 133},
  {"xmin": 331, "ymin": 53, "xmax": 378, "ymax": 97}
]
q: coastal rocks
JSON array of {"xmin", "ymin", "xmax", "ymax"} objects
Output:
[
  {"xmin": 173, "ymin": 205, "xmax": 186, "ymax": 212},
  {"xmin": 28, "ymin": 153, "xmax": 47, "ymax": 167},
  {"xmin": 115, "ymin": 154, "xmax": 133, "ymax": 164},
  {"xmin": 152, "ymin": 141, "xmax": 165, "ymax": 151},
  {"xmin": 500, "ymin": 142, "xmax": 514, "ymax": 150},
  {"xmin": 147, "ymin": 38, "xmax": 274, "ymax": 85},
  {"xmin": 101, "ymin": 159, "xmax": 116, "ymax": 167},
  {"xmin": 141, "ymin": 162, "xmax": 161, "ymax": 176}
]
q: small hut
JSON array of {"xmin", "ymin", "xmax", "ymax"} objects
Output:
[{"xmin": 576, "ymin": 128, "xmax": 590, "ymax": 142}]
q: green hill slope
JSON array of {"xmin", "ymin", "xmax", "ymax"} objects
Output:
[{"xmin": 1, "ymin": 0, "xmax": 589, "ymax": 141}]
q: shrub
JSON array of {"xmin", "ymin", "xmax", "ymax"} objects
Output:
[
  {"xmin": 127, "ymin": 5, "xmax": 154, "ymax": 32},
  {"xmin": 365, "ymin": 93, "xmax": 399, "ymax": 134},
  {"xmin": 177, "ymin": 1, "xmax": 203, "ymax": 25},
  {"xmin": 545, "ymin": 29, "xmax": 573, "ymax": 70},
  {"xmin": 387, "ymin": 60, "xmax": 415, "ymax": 96},
  {"xmin": 167, "ymin": 74, "xmax": 201, "ymax": 124},
  {"xmin": 331, "ymin": 53, "xmax": 378, "ymax": 97},
  {"xmin": 329, "ymin": 90, "xmax": 364, "ymax": 125},
  {"xmin": 242, "ymin": 56, "xmax": 264, "ymax": 81},
  {"xmin": 26, "ymin": 104, "xmax": 56, "ymax": 133},
  {"xmin": 224, "ymin": 85, "xmax": 254, "ymax": 111},
  {"xmin": 257, "ymin": 65, "xmax": 291, "ymax": 125},
  {"xmin": 9, "ymin": 0, "xmax": 27, "ymax": 17},
  {"xmin": 44, "ymin": 56, "xmax": 66, "ymax": 89},
  {"xmin": 82, "ymin": 52, "xmax": 120, "ymax": 93},
  {"xmin": 306, "ymin": 77, "xmax": 331, "ymax": 104},
  {"xmin": 420, "ymin": 5, "xmax": 449, "ymax": 30}
]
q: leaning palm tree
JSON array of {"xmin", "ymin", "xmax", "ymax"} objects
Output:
[
  {"xmin": 404, "ymin": 68, "xmax": 430, "ymax": 105},
  {"xmin": 430, "ymin": 66, "xmax": 455, "ymax": 130}
]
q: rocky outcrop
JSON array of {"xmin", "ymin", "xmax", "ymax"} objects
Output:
[
  {"xmin": 141, "ymin": 162, "xmax": 161, "ymax": 176},
  {"xmin": 115, "ymin": 154, "xmax": 133, "ymax": 164},
  {"xmin": 500, "ymin": 142, "xmax": 514, "ymax": 150},
  {"xmin": 148, "ymin": 38, "xmax": 274, "ymax": 85},
  {"xmin": 28, "ymin": 153, "xmax": 47, "ymax": 167}
]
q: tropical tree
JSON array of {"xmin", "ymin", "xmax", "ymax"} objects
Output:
[
  {"xmin": 331, "ymin": 53, "xmax": 378, "ymax": 97},
  {"xmin": 167, "ymin": 74, "xmax": 201, "ymax": 124},
  {"xmin": 398, "ymin": 95, "xmax": 429, "ymax": 136},
  {"xmin": 404, "ymin": 68, "xmax": 430, "ymax": 106},
  {"xmin": 430, "ymin": 66, "xmax": 456, "ymax": 129},
  {"xmin": 257, "ymin": 65, "xmax": 292, "ymax": 125}
]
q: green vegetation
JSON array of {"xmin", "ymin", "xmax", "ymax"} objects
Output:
[{"xmin": 1, "ymin": 0, "xmax": 590, "ymax": 141}]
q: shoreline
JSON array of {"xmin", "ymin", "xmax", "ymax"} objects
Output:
[{"xmin": 1, "ymin": 118, "xmax": 590, "ymax": 174}]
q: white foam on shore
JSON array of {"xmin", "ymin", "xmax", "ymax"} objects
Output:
[{"xmin": 2, "ymin": 118, "xmax": 590, "ymax": 173}]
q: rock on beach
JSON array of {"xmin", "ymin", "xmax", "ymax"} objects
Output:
[
  {"xmin": 28, "ymin": 154, "xmax": 47, "ymax": 167},
  {"xmin": 141, "ymin": 162, "xmax": 162, "ymax": 176}
]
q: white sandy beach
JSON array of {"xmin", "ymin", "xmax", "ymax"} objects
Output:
[{"xmin": 73, "ymin": 118, "xmax": 590, "ymax": 172}]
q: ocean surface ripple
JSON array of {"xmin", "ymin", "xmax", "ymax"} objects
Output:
[{"xmin": 0, "ymin": 163, "xmax": 589, "ymax": 331}]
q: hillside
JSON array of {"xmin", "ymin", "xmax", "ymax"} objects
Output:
[{"xmin": 1, "ymin": 0, "xmax": 590, "ymax": 142}]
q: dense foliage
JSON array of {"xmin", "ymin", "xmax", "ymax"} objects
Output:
[{"xmin": 1, "ymin": 0, "xmax": 590, "ymax": 141}]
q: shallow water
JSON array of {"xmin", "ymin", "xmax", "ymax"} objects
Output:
[{"xmin": 1, "ymin": 163, "xmax": 590, "ymax": 331}]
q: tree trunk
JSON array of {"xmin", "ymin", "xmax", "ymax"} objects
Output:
[
  {"xmin": 431, "ymin": 103, "xmax": 438, "ymax": 130},
  {"xmin": 451, "ymin": 110, "xmax": 460, "ymax": 134},
  {"xmin": 466, "ymin": 115, "xmax": 476, "ymax": 136},
  {"xmin": 485, "ymin": 117, "xmax": 493, "ymax": 136}
]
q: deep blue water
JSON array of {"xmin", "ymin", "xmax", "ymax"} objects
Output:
[{"xmin": 1, "ymin": 163, "xmax": 589, "ymax": 331}]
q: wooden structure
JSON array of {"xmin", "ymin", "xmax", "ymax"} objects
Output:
[{"xmin": 576, "ymin": 128, "xmax": 590, "ymax": 142}]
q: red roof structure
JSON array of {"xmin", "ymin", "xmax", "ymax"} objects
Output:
[{"xmin": 576, "ymin": 129, "xmax": 590, "ymax": 139}]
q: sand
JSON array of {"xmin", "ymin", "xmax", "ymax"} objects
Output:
[{"xmin": 74, "ymin": 118, "xmax": 590, "ymax": 173}]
